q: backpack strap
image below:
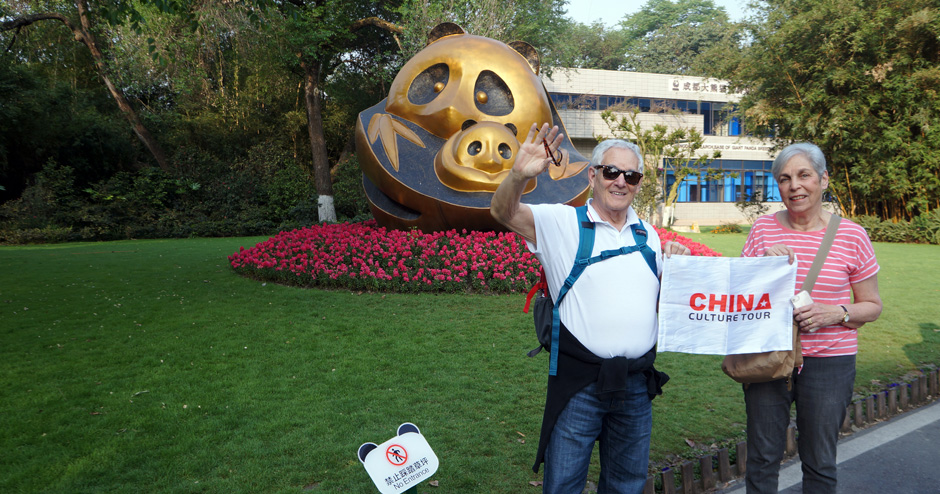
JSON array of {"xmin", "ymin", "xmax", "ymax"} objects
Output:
[
  {"xmin": 546, "ymin": 207, "xmax": 661, "ymax": 376},
  {"xmin": 548, "ymin": 206, "xmax": 594, "ymax": 375},
  {"xmin": 630, "ymin": 222, "xmax": 658, "ymax": 279}
]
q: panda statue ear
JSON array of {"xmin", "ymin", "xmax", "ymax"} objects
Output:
[
  {"xmin": 427, "ymin": 23, "xmax": 466, "ymax": 44},
  {"xmin": 508, "ymin": 40, "xmax": 540, "ymax": 75}
]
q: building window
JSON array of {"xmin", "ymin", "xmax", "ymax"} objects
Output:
[
  {"xmin": 663, "ymin": 160, "xmax": 780, "ymax": 203},
  {"xmin": 553, "ymin": 91, "xmax": 747, "ymax": 136},
  {"xmin": 551, "ymin": 93, "xmax": 571, "ymax": 109}
]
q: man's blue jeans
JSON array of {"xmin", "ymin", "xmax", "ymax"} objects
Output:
[
  {"xmin": 744, "ymin": 355, "xmax": 856, "ymax": 494},
  {"xmin": 543, "ymin": 375, "xmax": 652, "ymax": 494}
]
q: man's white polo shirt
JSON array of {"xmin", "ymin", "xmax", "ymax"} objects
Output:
[{"xmin": 526, "ymin": 200, "xmax": 662, "ymax": 360}]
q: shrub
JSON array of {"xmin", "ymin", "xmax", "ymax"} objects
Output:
[
  {"xmin": 711, "ymin": 222, "xmax": 743, "ymax": 234},
  {"xmin": 912, "ymin": 210, "xmax": 940, "ymax": 244},
  {"xmin": 0, "ymin": 159, "xmax": 84, "ymax": 231},
  {"xmin": 331, "ymin": 155, "xmax": 371, "ymax": 222},
  {"xmin": 853, "ymin": 215, "xmax": 883, "ymax": 234},
  {"xmin": 853, "ymin": 214, "xmax": 940, "ymax": 245},
  {"xmin": 0, "ymin": 226, "xmax": 80, "ymax": 244}
]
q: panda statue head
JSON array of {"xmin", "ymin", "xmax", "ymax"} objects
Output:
[
  {"xmin": 355, "ymin": 23, "xmax": 590, "ymax": 232},
  {"xmin": 385, "ymin": 22, "xmax": 552, "ymax": 142}
]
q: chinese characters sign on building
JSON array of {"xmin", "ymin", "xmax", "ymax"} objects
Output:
[{"xmin": 669, "ymin": 78, "xmax": 743, "ymax": 96}]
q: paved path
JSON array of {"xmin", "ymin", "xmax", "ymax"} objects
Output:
[{"xmin": 716, "ymin": 399, "xmax": 940, "ymax": 493}]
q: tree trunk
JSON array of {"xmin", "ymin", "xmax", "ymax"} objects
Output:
[
  {"xmin": 2, "ymin": 2, "xmax": 169, "ymax": 171},
  {"xmin": 300, "ymin": 57, "xmax": 336, "ymax": 223}
]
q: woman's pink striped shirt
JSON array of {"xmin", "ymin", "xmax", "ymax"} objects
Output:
[{"xmin": 742, "ymin": 213, "xmax": 879, "ymax": 357}]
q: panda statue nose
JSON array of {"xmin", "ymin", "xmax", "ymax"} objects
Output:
[
  {"xmin": 465, "ymin": 139, "xmax": 505, "ymax": 173},
  {"xmin": 474, "ymin": 149, "xmax": 505, "ymax": 173}
]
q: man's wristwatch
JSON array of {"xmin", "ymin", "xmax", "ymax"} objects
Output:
[{"xmin": 839, "ymin": 305, "xmax": 850, "ymax": 324}]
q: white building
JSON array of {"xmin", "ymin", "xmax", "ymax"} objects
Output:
[{"xmin": 542, "ymin": 68, "xmax": 786, "ymax": 227}]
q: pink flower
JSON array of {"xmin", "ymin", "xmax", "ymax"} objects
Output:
[{"xmin": 227, "ymin": 220, "xmax": 720, "ymax": 293}]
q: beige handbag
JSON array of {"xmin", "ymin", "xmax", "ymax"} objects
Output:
[{"xmin": 722, "ymin": 214, "xmax": 841, "ymax": 384}]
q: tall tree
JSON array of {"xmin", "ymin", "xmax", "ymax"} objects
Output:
[
  {"xmin": 111, "ymin": 1, "xmax": 300, "ymax": 157},
  {"xmin": 620, "ymin": 0, "xmax": 743, "ymax": 76},
  {"xmin": 1, "ymin": 0, "xmax": 170, "ymax": 170},
  {"xmin": 268, "ymin": 0, "xmax": 403, "ymax": 222},
  {"xmin": 732, "ymin": 0, "xmax": 940, "ymax": 219},
  {"xmin": 556, "ymin": 20, "xmax": 629, "ymax": 70},
  {"xmin": 601, "ymin": 104, "xmax": 719, "ymax": 227},
  {"xmin": 396, "ymin": 0, "xmax": 570, "ymax": 69},
  {"xmin": 621, "ymin": 0, "xmax": 726, "ymax": 37}
]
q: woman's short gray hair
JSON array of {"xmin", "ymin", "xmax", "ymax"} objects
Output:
[
  {"xmin": 772, "ymin": 142, "xmax": 827, "ymax": 179},
  {"xmin": 591, "ymin": 139, "xmax": 644, "ymax": 173}
]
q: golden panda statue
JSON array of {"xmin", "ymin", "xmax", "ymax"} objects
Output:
[{"xmin": 355, "ymin": 23, "xmax": 590, "ymax": 232}]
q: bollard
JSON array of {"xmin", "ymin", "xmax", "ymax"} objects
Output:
[
  {"xmin": 701, "ymin": 455, "xmax": 716, "ymax": 491},
  {"xmin": 877, "ymin": 391, "xmax": 886, "ymax": 419},
  {"xmin": 735, "ymin": 441, "xmax": 747, "ymax": 476},
  {"xmin": 930, "ymin": 370, "xmax": 938, "ymax": 398},
  {"xmin": 717, "ymin": 448, "xmax": 732, "ymax": 482},
  {"xmin": 785, "ymin": 423, "xmax": 797, "ymax": 456},
  {"xmin": 662, "ymin": 467, "xmax": 677, "ymax": 494},
  {"xmin": 900, "ymin": 383, "xmax": 910, "ymax": 410},
  {"xmin": 643, "ymin": 476, "xmax": 654, "ymax": 494},
  {"xmin": 841, "ymin": 405, "xmax": 852, "ymax": 432},
  {"xmin": 854, "ymin": 401, "xmax": 864, "ymax": 427},
  {"xmin": 911, "ymin": 377, "xmax": 921, "ymax": 403},
  {"xmin": 680, "ymin": 461, "xmax": 695, "ymax": 494},
  {"xmin": 920, "ymin": 375, "xmax": 928, "ymax": 402},
  {"xmin": 865, "ymin": 395, "xmax": 875, "ymax": 424},
  {"xmin": 888, "ymin": 386, "xmax": 898, "ymax": 416}
]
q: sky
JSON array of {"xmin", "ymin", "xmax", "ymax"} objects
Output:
[{"xmin": 564, "ymin": 0, "xmax": 753, "ymax": 26}]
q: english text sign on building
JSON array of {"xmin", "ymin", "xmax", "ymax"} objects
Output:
[{"xmin": 658, "ymin": 256, "xmax": 797, "ymax": 355}]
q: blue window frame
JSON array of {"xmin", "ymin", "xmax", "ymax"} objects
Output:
[
  {"xmin": 662, "ymin": 159, "xmax": 780, "ymax": 203},
  {"xmin": 551, "ymin": 93, "xmax": 571, "ymax": 109}
]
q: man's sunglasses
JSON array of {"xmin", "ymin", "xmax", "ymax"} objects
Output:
[
  {"xmin": 594, "ymin": 165, "xmax": 643, "ymax": 185},
  {"xmin": 542, "ymin": 138, "xmax": 562, "ymax": 166}
]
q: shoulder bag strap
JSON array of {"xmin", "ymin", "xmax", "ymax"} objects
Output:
[{"xmin": 801, "ymin": 214, "xmax": 842, "ymax": 292}]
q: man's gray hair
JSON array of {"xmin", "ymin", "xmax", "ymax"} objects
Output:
[
  {"xmin": 591, "ymin": 139, "xmax": 644, "ymax": 173},
  {"xmin": 772, "ymin": 142, "xmax": 827, "ymax": 179}
]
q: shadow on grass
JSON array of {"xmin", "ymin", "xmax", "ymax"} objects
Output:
[{"xmin": 904, "ymin": 323, "xmax": 940, "ymax": 369}]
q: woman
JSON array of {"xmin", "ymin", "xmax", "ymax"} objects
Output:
[{"xmin": 740, "ymin": 143, "xmax": 882, "ymax": 493}]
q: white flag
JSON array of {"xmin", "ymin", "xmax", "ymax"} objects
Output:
[{"xmin": 658, "ymin": 256, "xmax": 797, "ymax": 355}]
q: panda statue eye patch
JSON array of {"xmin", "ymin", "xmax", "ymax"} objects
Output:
[
  {"xmin": 408, "ymin": 63, "xmax": 450, "ymax": 106},
  {"xmin": 473, "ymin": 70, "xmax": 514, "ymax": 116}
]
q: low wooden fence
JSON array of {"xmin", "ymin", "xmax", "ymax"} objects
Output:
[{"xmin": 642, "ymin": 369, "xmax": 939, "ymax": 494}]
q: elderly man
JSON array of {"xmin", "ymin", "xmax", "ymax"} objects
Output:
[{"xmin": 491, "ymin": 123, "xmax": 689, "ymax": 493}]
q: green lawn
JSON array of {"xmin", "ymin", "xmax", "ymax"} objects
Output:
[{"xmin": 1, "ymin": 235, "xmax": 937, "ymax": 493}]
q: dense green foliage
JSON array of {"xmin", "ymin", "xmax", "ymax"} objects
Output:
[
  {"xmin": 730, "ymin": 0, "xmax": 940, "ymax": 220},
  {"xmin": 619, "ymin": 0, "xmax": 743, "ymax": 75},
  {"xmin": 0, "ymin": 143, "xmax": 350, "ymax": 243},
  {"xmin": 852, "ymin": 211, "xmax": 940, "ymax": 245},
  {"xmin": 2, "ymin": 0, "xmax": 936, "ymax": 242}
]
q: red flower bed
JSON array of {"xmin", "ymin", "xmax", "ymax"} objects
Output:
[{"xmin": 229, "ymin": 220, "xmax": 720, "ymax": 293}]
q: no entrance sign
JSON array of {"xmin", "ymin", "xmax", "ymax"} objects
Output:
[{"xmin": 358, "ymin": 423, "xmax": 439, "ymax": 494}]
